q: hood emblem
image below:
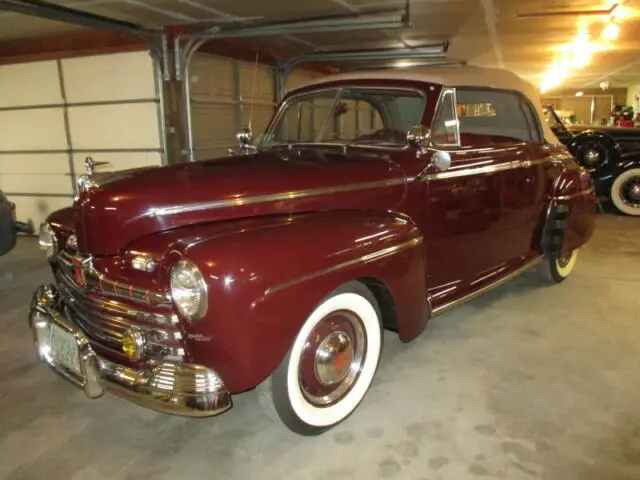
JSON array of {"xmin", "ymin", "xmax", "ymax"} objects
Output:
[{"xmin": 84, "ymin": 156, "xmax": 95, "ymax": 175}]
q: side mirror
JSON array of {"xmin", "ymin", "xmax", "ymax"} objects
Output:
[
  {"xmin": 236, "ymin": 127, "xmax": 253, "ymax": 150},
  {"xmin": 407, "ymin": 124, "xmax": 431, "ymax": 152},
  {"xmin": 430, "ymin": 150, "xmax": 452, "ymax": 172}
]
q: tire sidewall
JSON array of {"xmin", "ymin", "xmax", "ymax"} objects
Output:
[
  {"xmin": 548, "ymin": 250, "xmax": 578, "ymax": 283},
  {"xmin": 271, "ymin": 281, "xmax": 383, "ymax": 435},
  {"xmin": 610, "ymin": 168, "xmax": 640, "ymax": 216}
]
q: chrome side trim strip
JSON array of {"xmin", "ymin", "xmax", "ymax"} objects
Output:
[
  {"xmin": 265, "ymin": 237, "xmax": 423, "ymax": 296},
  {"xmin": 425, "ymin": 156, "xmax": 564, "ymax": 181},
  {"xmin": 555, "ymin": 187, "xmax": 595, "ymax": 201},
  {"xmin": 148, "ymin": 177, "xmax": 410, "ymax": 217},
  {"xmin": 431, "ymin": 257, "xmax": 542, "ymax": 317}
]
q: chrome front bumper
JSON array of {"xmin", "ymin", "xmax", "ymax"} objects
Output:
[{"xmin": 28, "ymin": 283, "xmax": 232, "ymax": 418}]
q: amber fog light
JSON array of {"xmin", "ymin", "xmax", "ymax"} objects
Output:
[
  {"xmin": 122, "ymin": 327, "xmax": 145, "ymax": 361},
  {"xmin": 169, "ymin": 260, "xmax": 208, "ymax": 322}
]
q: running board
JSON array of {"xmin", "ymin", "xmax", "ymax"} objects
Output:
[{"xmin": 430, "ymin": 257, "xmax": 542, "ymax": 317}]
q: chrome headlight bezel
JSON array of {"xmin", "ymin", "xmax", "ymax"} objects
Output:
[
  {"xmin": 38, "ymin": 222, "xmax": 58, "ymax": 259},
  {"xmin": 169, "ymin": 260, "xmax": 208, "ymax": 322}
]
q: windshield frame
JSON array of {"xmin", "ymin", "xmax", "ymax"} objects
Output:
[{"xmin": 259, "ymin": 85, "xmax": 428, "ymax": 151}]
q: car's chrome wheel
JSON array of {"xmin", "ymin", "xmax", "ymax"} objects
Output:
[
  {"xmin": 611, "ymin": 168, "xmax": 640, "ymax": 216},
  {"xmin": 258, "ymin": 282, "xmax": 382, "ymax": 435}
]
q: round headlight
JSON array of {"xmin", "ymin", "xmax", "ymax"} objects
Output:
[
  {"xmin": 38, "ymin": 222, "xmax": 57, "ymax": 259},
  {"xmin": 170, "ymin": 260, "xmax": 208, "ymax": 322}
]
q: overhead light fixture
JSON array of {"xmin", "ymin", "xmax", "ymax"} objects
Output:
[
  {"xmin": 602, "ymin": 20, "xmax": 621, "ymax": 40},
  {"xmin": 576, "ymin": 91, "xmax": 584, "ymax": 96}
]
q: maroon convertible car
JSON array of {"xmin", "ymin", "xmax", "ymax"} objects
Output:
[{"xmin": 30, "ymin": 66, "xmax": 595, "ymax": 435}]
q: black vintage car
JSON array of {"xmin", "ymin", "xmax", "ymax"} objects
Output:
[{"xmin": 544, "ymin": 105, "xmax": 640, "ymax": 216}]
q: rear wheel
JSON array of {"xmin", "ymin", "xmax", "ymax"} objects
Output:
[
  {"xmin": 258, "ymin": 281, "xmax": 383, "ymax": 435},
  {"xmin": 541, "ymin": 250, "xmax": 578, "ymax": 283},
  {"xmin": 610, "ymin": 168, "xmax": 640, "ymax": 216}
]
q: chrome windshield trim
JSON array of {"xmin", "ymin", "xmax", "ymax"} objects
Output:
[
  {"xmin": 263, "ymin": 85, "xmax": 428, "ymax": 151},
  {"xmin": 147, "ymin": 177, "xmax": 410, "ymax": 217},
  {"xmin": 264, "ymin": 237, "xmax": 423, "ymax": 296}
]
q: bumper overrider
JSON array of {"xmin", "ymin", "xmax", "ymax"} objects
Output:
[{"xmin": 28, "ymin": 283, "xmax": 232, "ymax": 417}]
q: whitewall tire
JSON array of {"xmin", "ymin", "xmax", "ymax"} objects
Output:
[
  {"xmin": 610, "ymin": 168, "xmax": 640, "ymax": 216},
  {"xmin": 541, "ymin": 249, "xmax": 578, "ymax": 283},
  {"xmin": 258, "ymin": 281, "xmax": 383, "ymax": 435}
]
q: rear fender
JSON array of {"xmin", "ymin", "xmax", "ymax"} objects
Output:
[
  {"xmin": 167, "ymin": 211, "xmax": 427, "ymax": 393},
  {"xmin": 544, "ymin": 166, "xmax": 596, "ymax": 254}
]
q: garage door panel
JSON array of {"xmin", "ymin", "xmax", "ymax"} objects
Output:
[
  {"xmin": 240, "ymin": 64, "xmax": 274, "ymax": 104},
  {"xmin": 285, "ymin": 70, "xmax": 317, "ymax": 93},
  {"xmin": 192, "ymin": 103, "xmax": 236, "ymax": 149},
  {"xmin": 62, "ymin": 52, "xmax": 157, "ymax": 103},
  {"xmin": 0, "ymin": 108, "xmax": 68, "ymax": 151},
  {"xmin": 72, "ymin": 151, "xmax": 163, "ymax": 174},
  {"xmin": 0, "ymin": 153, "xmax": 69, "ymax": 174},
  {"xmin": 194, "ymin": 147, "xmax": 232, "ymax": 161},
  {"xmin": 9, "ymin": 195, "xmax": 72, "ymax": 228},
  {"xmin": 0, "ymin": 174, "xmax": 72, "ymax": 195},
  {"xmin": 241, "ymin": 105, "xmax": 275, "ymax": 136},
  {"xmin": 67, "ymin": 103, "xmax": 160, "ymax": 149},
  {"xmin": 0, "ymin": 61, "xmax": 62, "ymax": 107},
  {"xmin": 190, "ymin": 55, "xmax": 234, "ymax": 100}
]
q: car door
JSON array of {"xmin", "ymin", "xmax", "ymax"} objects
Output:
[{"xmin": 424, "ymin": 88, "xmax": 538, "ymax": 308}]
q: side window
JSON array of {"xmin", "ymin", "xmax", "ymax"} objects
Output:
[
  {"xmin": 456, "ymin": 89, "xmax": 538, "ymax": 147},
  {"xmin": 431, "ymin": 90, "xmax": 459, "ymax": 146}
]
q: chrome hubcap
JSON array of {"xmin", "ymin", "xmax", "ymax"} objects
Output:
[
  {"xmin": 557, "ymin": 251, "xmax": 573, "ymax": 268},
  {"xmin": 299, "ymin": 311, "xmax": 366, "ymax": 406},
  {"xmin": 621, "ymin": 177, "xmax": 640, "ymax": 207},
  {"xmin": 583, "ymin": 149, "xmax": 600, "ymax": 165}
]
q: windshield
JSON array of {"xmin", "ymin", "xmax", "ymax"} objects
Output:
[{"xmin": 260, "ymin": 87, "xmax": 426, "ymax": 149}]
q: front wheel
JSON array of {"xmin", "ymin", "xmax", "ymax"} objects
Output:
[
  {"xmin": 258, "ymin": 281, "xmax": 383, "ymax": 435},
  {"xmin": 610, "ymin": 168, "xmax": 640, "ymax": 216},
  {"xmin": 541, "ymin": 250, "xmax": 579, "ymax": 283}
]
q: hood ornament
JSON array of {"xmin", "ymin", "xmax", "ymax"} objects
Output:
[{"xmin": 85, "ymin": 156, "xmax": 95, "ymax": 175}]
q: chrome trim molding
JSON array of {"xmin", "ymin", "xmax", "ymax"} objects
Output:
[
  {"xmin": 57, "ymin": 251, "xmax": 171, "ymax": 307},
  {"xmin": 265, "ymin": 237, "xmax": 423, "ymax": 296},
  {"xmin": 147, "ymin": 177, "xmax": 410, "ymax": 217},
  {"xmin": 424, "ymin": 156, "xmax": 561, "ymax": 181},
  {"xmin": 29, "ymin": 284, "xmax": 231, "ymax": 418},
  {"xmin": 554, "ymin": 187, "xmax": 595, "ymax": 201},
  {"xmin": 431, "ymin": 257, "xmax": 542, "ymax": 317}
]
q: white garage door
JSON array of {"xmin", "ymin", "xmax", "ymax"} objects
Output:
[
  {"xmin": 0, "ymin": 51, "xmax": 165, "ymax": 228},
  {"xmin": 189, "ymin": 54, "xmax": 319, "ymax": 161}
]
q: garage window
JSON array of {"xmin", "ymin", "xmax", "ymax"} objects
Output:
[{"xmin": 456, "ymin": 89, "xmax": 542, "ymax": 147}]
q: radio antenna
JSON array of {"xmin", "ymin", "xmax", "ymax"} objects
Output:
[{"xmin": 248, "ymin": 51, "xmax": 259, "ymax": 131}]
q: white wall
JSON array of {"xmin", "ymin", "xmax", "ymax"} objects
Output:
[
  {"xmin": 627, "ymin": 84, "xmax": 640, "ymax": 112},
  {"xmin": 188, "ymin": 53, "xmax": 319, "ymax": 161},
  {"xmin": 0, "ymin": 51, "xmax": 164, "ymax": 228}
]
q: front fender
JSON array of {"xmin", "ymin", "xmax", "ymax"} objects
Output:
[{"xmin": 164, "ymin": 211, "xmax": 426, "ymax": 393}]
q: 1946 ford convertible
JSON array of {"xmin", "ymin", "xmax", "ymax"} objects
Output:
[{"xmin": 29, "ymin": 66, "xmax": 595, "ymax": 435}]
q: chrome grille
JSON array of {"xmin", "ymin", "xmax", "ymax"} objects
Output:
[{"xmin": 56, "ymin": 256, "xmax": 185, "ymax": 362}]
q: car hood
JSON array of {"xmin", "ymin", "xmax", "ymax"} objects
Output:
[{"xmin": 73, "ymin": 147, "xmax": 408, "ymax": 255}]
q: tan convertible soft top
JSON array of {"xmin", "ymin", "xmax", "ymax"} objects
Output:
[{"xmin": 302, "ymin": 65, "xmax": 559, "ymax": 145}]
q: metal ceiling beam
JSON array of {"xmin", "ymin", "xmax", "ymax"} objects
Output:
[
  {"xmin": 0, "ymin": 0, "xmax": 159, "ymax": 41},
  {"xmin": 275, "ymin": 43, "xmax": 449, "ymax": 100},
  {"xmin": 341, "ymin": 59, "xmax": 466, "ymax": 72}
]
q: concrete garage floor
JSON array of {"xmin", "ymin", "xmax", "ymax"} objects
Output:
[{"xmin": 0, "ymin": 214, "xmax": 639, "ymax": 480}]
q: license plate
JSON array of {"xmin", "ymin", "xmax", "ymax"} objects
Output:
[{"xmin": 48, "ymin": 324, "xmax": 82, "ymax": 376}]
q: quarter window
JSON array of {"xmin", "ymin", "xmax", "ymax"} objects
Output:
[{"xmin": 456, "ymin": 89, "xmax": 541, "ymax": 146}]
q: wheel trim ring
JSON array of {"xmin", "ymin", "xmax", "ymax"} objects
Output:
[
  {"xmin": 298, "ymin": 311, "xmax": 367, "ymax": 407},
  {"xmin": 557, "ymin": 251, "xmax": 573, "ymax": 268}
]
